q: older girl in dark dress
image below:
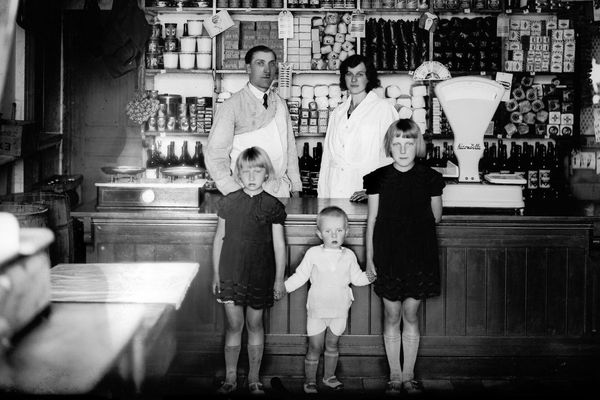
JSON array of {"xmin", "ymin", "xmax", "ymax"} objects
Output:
[{"xmin": 364, "ymin": 119, "xmax": 445, "ymax": 396}]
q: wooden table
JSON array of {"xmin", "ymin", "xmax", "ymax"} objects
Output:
[{"xmin": 0, "ymin": 262, "xmax": 198, "ymax": 395}]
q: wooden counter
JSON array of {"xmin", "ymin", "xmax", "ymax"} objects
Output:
[{"xmin": 72, "ymin": 196, "xmax": 600, "ymax": 380}]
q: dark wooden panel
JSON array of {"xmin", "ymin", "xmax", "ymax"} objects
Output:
[
  {"xmin": 287, "ymin": 245, "xmax": 309, "ymax": 335},
  {"xmin": 466, "ymin": 249, "xmax": 486, "ymax": 336},
  {"xmin": 349, "ymin": 286, "xmax": 370, "ymax": 335},
  {"xmin": 446, "ymin": 248, "xmax": 466, "ymax": 336},
  {"xmin": 506, "ymin": 248, "xmax": 527, "ymax": 335},
  {"xmin": 486, "ymin": 249, "xmax": 506, "ymax": 336},
  {"xmin": 567, "ymin": 248, "xmax": 586, "ymax": 336},
  {"xmin": 546, "ymin": 248, "xmax": 567, "ymax": 336},
  {"xmin": 526, "ymin": 248, "xmax": 547, "ymax": 336},
  {"xmin": 423, "ymin": 248, "xmax": 445, "ymax": 336}
]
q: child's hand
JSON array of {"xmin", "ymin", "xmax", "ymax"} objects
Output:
[
  {"xmin": 366, "ymin": 269, "xmax": 377, "ymax": 283},
  {"xmin": 273, "ymin": 280, "xmax": 286, "ymax": 301},
  {"xmin": 366, "ymin": 260, "xmax": 377, "ymax": 280}
]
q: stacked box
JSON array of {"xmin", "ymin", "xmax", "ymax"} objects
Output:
[
  {"xmin": 287, "ymin": 98, "xmax": 300, "ymax": 136},
  {"xmin": 287, "ymin": 16, "xmax": 313, "ymax": 71},
  {"xmin": 220, "ymin": 20, "xmax": 283, "ymax": 69},
  {"xmin": 504, "ymin": 16, "xmax": 575, "ymax": 73},
  {"xmin": 310, "ymin": 12, "xmax": 354, "ymax": 71}
]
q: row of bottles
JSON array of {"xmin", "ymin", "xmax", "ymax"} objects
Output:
[
  {"xmin": 426, "ymin": 142, "xmax": 457, "ymax": 168},
  {"xmin": 146, "ymin": 141, "xmax": 207, "ymax": 178},
  {"xmin": 479, "ymin": 140, "xmax": 563, "ymax": 201},
  {"xmin": 299, "ymin": 142, "xmax": 323, "ymax": 197}
]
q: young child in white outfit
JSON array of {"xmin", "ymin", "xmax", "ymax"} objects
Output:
[{"xmin": 284, "ymin": 206, "xmax": 376, "ymax": 394}]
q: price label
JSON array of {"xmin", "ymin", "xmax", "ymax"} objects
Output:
[
  {"xmin": 278, "ymin": 11, "xmax": 294, "ymax": 39},
  {"xmin": 350, "ymin": 11, "xmax": 366, "ymax": 38}
]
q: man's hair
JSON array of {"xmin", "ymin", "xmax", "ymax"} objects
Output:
[
  {"xmin": 316, "ymin": 206, "xmax": 348, "ymax": 230},
  {"xmin": 339, "ymin": 54, "xmax": 380, "ymax": 93},
  {"xmin": 383, "ymin": 119, "xmax": 427, "ymax": 158},
  {"xmin": 245, "ymin": 45, "xmax": 276, "ymax": 65}
]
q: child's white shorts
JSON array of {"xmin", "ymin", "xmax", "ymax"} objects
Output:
[{"xmin": 306, "ymin": 316, "xmax": 347, "ymax": 337}]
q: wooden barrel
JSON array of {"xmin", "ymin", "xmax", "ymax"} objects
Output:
[
  {"xmin": 0, "ymin": 192, "xmax": 73, "ymax": 265},
  {"xmin": 0, "ymin": 202, "xmax": 49, "ymax": 228}
]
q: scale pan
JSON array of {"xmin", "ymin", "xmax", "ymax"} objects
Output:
[{"xmin": 101, "ymin": 166, "xmax": 146, "ymax": 176}]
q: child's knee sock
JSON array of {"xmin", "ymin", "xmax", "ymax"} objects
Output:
[
  {"xmin": 383, "ymin": 334, "xmax": 402, "ymax": 381},
  {"xmin": 401, "ymin": 332, "xmax": 420, "ymax": 382},
  {"xmin": 224, "ymin": 345, "xmax": 241, "ymax": 382},
  {"xmin": 323, "ymin": 350, "xmax": 339, "ymax": 379},
  {"xmin": 247, "ymin": 344, "xmax": 264, "ymax": 384},
  {"xmin": 304, "ymin": 358, "xmax": 319, "ymax": 384}
]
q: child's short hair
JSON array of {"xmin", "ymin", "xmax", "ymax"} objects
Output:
[
  {"xmin": 234, "ymin": 146, "xmax": 276, "ymax": 183},
  {"xmin": 316, "ymin": 206, "xmax": 348, "ymax": 230},
  {"xmin": 383, "ymin": 119, "xmax": 427, "ymax": 158}
]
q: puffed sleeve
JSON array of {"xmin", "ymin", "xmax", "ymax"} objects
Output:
[
  {"xmin": 428, "ymin": 168, "xmax": 445, "ymax": 197},
  {"xmin": 216, "ymin": 194, "xmax": 232, "ymax": 219},
  {"xmin": 255, "ymin": 195, "xmax": 287, "ymax": 225},
  {"xmin": 363, "ymin": 170, "xmax": 380, "ymax": 195}
]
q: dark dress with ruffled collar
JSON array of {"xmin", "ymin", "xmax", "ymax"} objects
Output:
[{"xmin": 216, "ymin": 189, "xmax": 286, "ymax": 309}]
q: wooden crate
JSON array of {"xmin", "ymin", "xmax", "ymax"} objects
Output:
[{"xmin": 0, "ymin": 119, "xmax": 36, "ymax": 157}]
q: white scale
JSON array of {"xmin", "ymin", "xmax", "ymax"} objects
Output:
[{"xmin": 434, "ymin": 76, "xmax": 525, "ymax": 210}]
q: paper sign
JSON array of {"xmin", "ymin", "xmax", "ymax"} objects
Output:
[
  {"xmin": 203, "ymin": 10, "xmax": 234, "ymax": 38},
  {"xmin": 495, "ymin": 72, "xmax": 513, "ymax": 102},
  {"xmin": 278, "ymin": 11, "xmax": 294, "ymax": 39},
  {"xmin": 350, "ymin": 11, "xmax": 365, "ymax": 38}
]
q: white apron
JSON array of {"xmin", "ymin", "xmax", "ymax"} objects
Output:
[{"xmin": 229, "ymin": 119, "xmax": 291, "ymax": 197}]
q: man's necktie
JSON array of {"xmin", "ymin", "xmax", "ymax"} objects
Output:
[{"xmin": 263, "ymin": 93, "xmax": 268, "ymax": 109}]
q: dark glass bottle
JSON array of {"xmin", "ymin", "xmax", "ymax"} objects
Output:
[
  {"xmin": 479, "ymin": 142, "xmax": 489, "ymax": 175},
  {"xmin": 192, "ymin": 141, "xmax": 206, "ymax": 170},
  {"xmin": 538, "ymin": 144, "xmax": 550, "ymax": 200},
  {"xmin": 498, "ymin": 141, "xmax": 510, "ymax": 174},
  {"xmin": 488, "ymin": 143, "xmax": 499, "ymax": 173},
  {"xmin": 179, "ymin": 140, "xmax": 193, "ymax": 166},
  {"xmin": 514, "ymin": 144, "xmax": 525, "ymax": 179},
  {"xmin": 165, "ymin": 141, "xmax": 178, "ymax": 168},
  {"xmin": 183, "ymin": 23, "xmax": 189, "ymax": 37},
  {"xmin": 299, "ymin": 142, "xmax": 314, "ymax": 196},
  {"xmin": 311, "ymin": 146, "xmax": 321, "ymax": 196},
  {"xmin": 526, "ymin": 143, "xmax": 539, "ymax": 201}
]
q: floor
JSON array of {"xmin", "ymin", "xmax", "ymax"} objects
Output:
[{"xmin": 158, "ymin": 375, "xmax": 596, "ymax": 400}]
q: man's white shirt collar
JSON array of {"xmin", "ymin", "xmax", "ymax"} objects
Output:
[{"xmin": 248, "ymin": 82, "xmax": 269, "ymax": 99}]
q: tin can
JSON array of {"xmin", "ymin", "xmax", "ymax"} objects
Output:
[
  {"xmin": 179, "ymin": 116, "xmax": 190, "ymax": 132},
  {"xmin": 217, "ymin": 0, "xmax": 228, "ymax": 6},
  {"xmin": 164, "ymin": 23, "xmax": 178, "ymax": 38},
  {"xmin": 188, "ymin": 103, "xmax": 197, "ymax": 116},
  {"xmin": 242, "ymin": 0, "xmax": 253, "ymax": 7},
  {"xmin": 167, "ymin": 116, "xmax": 177, "ymax": 131},
  {"xmin": 157, "ymin": 103, "xmax": 167, "ymax": 117},
  {"xmin": 229, "ymin": 0, "xmax": 241, "ymax": 7},
  {"xmin": 157, "ymin": 115, "xmax": 166, "ymax": 131},
  {"xmin": 256, "ymin": 0, "xmax": 269, "ymax": 7},
  {"xmin": 147, "ymin": 116, "xmax": 157, "ymax": 131},
  {"xmin": 147, "ymin": 38, "xmax": 161, "ymax": 53},
  {"xmin": 178, "ymin": 103, "xmax": 188, "ymax": 117},
  {"xmin": 145, "ymin": 52, "xmax": 161, "ymax": 69},
  {"xmin": 151, "ymin": 24, "xmax": 162, "ymax": 39},
  {"xmin": 164, "ymin": 37, "xmax": 179, "ymax": 52}
]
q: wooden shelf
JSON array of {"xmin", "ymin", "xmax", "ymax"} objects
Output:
[
  {"xmin": 143, "ymin": 131, "xmax": 209, "ymax": 137},
  {"xmin": 146, "ymin": 69, "xmax": 213, "ymax": 75}
]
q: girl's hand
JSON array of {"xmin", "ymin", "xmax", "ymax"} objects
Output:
[
  {"xmin": 366, "ymin": 259, "xmax": 377, "ymax": 279},
  {"xmin": 273, "ymin": 280, "xmax": 286, "ymax": 301},
  {"xmin": 350, "ymin": 190, "xmax": 368, "ymax": 203},
  {"xmin": 212, "ymin": 275, "xmax": 220, "ymax": 296}
]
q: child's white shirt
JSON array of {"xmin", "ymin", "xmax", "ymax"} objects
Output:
[{"xmin": 284, "ymin": 245, "xmax": 371, "ymax": 319}]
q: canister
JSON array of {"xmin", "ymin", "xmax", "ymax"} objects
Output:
[
  {"xmin": 196, "ymin": 36, "xmax": 212, "ymax": 53},
  {"xmin": 217, "ymin": 0, "xmax": 228, "ymax": 6},
  {"xmin": 147, "ymin": 37, "xmax": 161, "ymax": 53},
  {"xmin": 179, "ymin": 52, "xmax": 196, "ymax": 70},
  {"xmin": 188, "ymin": 20, "xmax": 204, "ymax": 36},
  {"xmin": 196, "ymin": 53, "xmax": 211, "ymax": 69},
  {"xmin": 164, "ymin": 23, "xmax": 178, "ymax": 38},
  {"xmin": 145, "ymin": 52, "xmax": 161, "ymax": 69},
  {"xmin": 163, "ymin": 52, "xmax": 179, "ymax": 69},
  {"xmin": 242, "ymin": 0, "xmax": 253, "ymax": 7},
  {"xmin": 229, "ymin": 0, "xmax": 241, "ymax": 7},
  {"xmin": 151, "ymin": 23, "xmax": 162, "ymax": 39},
  {"xmin": 180, "ymin": 36, "xmax": 196, "ymax": 52},
  {"xmin": 164, "ymin": 37, "xmax": 179, "ymax": 52}
]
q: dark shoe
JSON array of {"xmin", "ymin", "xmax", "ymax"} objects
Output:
[
  {"xmin": 385, "ymin": 381, "xmax": 403, "ymax": 397},
  {"xmin": 303, "ymin": 382, "xmax": 318, "ymax": 394},
  {"xmin": 249, "ymin": 381, "xmax": 265, "ymax": 396},
  {"xmin": 216, "ymin": 381, "xmax": 237, "ymax": 395},
  {"xmin": 403, "ymin": 380, "xmax": 423, "ymax": 395},
  {"xmin": 322, "ymin": 376, "xmax": 343, "ymax": 391}
]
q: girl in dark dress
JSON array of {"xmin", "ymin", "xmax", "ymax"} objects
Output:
[
  {"xmin": 364, "ymin": 119, "xmax": 445, "ymax": 396},
  {"xmin": 212, "ymin": 147, "xmax": 287, "ymax": 395}
]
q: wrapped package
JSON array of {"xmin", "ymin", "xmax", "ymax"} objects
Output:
[{"xmin": 301, "ymin": 85, "xmax": 315, "ymax": 99}]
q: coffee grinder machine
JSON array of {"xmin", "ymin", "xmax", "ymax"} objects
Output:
[{"xmin": 434, "ymin": 76, "xmax": 525, "ymax": 210}]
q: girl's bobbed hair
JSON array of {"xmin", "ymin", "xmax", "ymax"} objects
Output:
[
  {"xmin": 234, "ymin": 146, "xmax": 276, "ymax": 184},
  {"xmin": 383, "ymin": 119, "xmax": 427, "ymax": 158}
]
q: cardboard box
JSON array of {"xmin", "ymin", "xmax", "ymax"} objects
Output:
[{"xmin": 0, "ymin": 120, "xmax": 36, "ymax": 157}]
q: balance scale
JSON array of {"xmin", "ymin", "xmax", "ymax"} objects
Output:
[{"xmin": 434, "ymin": 77, "xmax": 525, "ymax": 210}]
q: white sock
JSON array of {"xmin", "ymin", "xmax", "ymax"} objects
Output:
[
  {"xmin": 383, "ymin": 334, "xmax": 402, "ymax": 382},
  {"xmin": 402, "ymin": 332, "xmax": 420, "ymax": 382}
]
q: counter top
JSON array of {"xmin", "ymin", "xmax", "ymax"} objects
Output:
[{"xmin": 72, "ymin": 193, "xmax": 600, "ymax": 227}]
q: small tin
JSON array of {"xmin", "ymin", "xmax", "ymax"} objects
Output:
[
  {"xmin": 229, "ymin": 0, "xmax": 241, "ymax": 6},
  {"xmin": 145, "ymin": 52, "xmax": 161, "ymax": 69},
  {"xmin": 271, "ymin": 0, "xmax": 283, "ymax": 5},
  {"xmin": 242, "ymin": 0, "xmax": 253, "ymax": 6},
  {"xmin": 157, "ymin": 103, "xmax": 167, "ymax": 117},
  {"xmin": 167, "ymin": 116, "xmax": 177, "ymax": 131},
  {"xmin": 147, "ymin": 38, "xmax": 161, "ymax": 52},
  {"xmin": 157, "ymin": 115, "xmax": 166, "ymax": 131},
  {"xmin": 164, "ymin": 23, "xmax": 178, "ymax": 38},
  {"xmin": 217, "ymin": 0, "xmax": 228, "ymax": 6},
  {"xmin": 151, "ymin": 24, "xmax": 162, "ymax": 39},
  {"xmin": 178, "ymin": 103, "xmax": 188, "ymax": 117},
  {"xmin": 164, "ymin": 37, "xmax": 179, "ymax": 52},
  {"xmin": 179, "ymin": 116, "xmax": 190, "ymax": 132}
]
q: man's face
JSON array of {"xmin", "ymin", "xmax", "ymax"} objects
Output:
[{"xmin": 247, "ymin": 51, "xmax": 277, "ymax": 91}]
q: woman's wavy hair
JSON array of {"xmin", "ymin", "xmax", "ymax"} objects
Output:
[
  {"xmin": 383, "ymin": 119, "xmax": 427, "ymax": 158},
  {"xmin": 339, "ymin": 54, "xmax": 380, "ymax": 93}
]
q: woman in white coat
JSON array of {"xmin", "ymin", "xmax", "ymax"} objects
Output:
[{"xmin": 317, "ymin": 54, "xmax": 399, "ymax": 201}]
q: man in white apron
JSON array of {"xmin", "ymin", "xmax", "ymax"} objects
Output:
[{"xmin": 206, "ymin": 46, "xmax": 301, "ymax": 198}]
